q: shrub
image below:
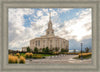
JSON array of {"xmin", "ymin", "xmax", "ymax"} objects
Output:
[
  {"xmin": 65, "ymin": 52, "xmax": 79, "ymax": 55},
  {"xmin": 78, "ymin": 53, "xmax": 92, "ymax": 58},
  {"xmin": 19, "ymin": 56, "xmax": 25, "ymax": 64},
  {"xmin": 33, "ymin": 54, "xmax": 42, "ymax": 59},
  {"xmin": 16, "ymin": 53, "xmax": 20, "ymax": 58},
  {"xmin": 25, "ymin": 53, "xmax": 33, "ymax": 58},
  {"xmin": 8, "ymin": 55, "xmax": 18, "ymax": 63},
  {"xmin": 52, "ymin": 52, "xmax": 59, "ymax": 55}
]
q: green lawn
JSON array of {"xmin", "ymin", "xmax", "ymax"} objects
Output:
[
  {"xmin": 16, "ymin": 53, "xmax": 55, "ymax": 57},
  {"xmin": 73, "ymin": 55, "xmax": 92, "ymax": 60},
  {"xmin": 35, "ymin": 54, "xmax": 55, "ymax": 56}
]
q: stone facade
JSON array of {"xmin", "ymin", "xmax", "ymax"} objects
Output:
[
  {"xmin": 30, "ymin": 13, "xmax": 69, "ymax": 51},
  {"xmin": 22, "ymin": 47, "xmax": 27, "ymax": 52}
]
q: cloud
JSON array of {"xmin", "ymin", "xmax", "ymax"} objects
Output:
[
  {"xmin": 8, "ymin": 8, "xmax": 35, "ymax": 50},
  {"xmin": 55, "ymin": 9, "xmax": 92, "ymax": 42},
  {"xmin": 8, "ymin": 8, "xmax": 92, "ymax": 51},
  {"xmin": 57, "ymin": 8, "xmax": 73, "ymax": 13},
  {"xmin": 37, "ymin": 10, "xmax": 43, "ymax": 17}
]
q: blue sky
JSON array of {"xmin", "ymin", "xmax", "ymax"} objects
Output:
[{"xmin": 8, "ymin": 8, "xmax": 92, "ymax": 51}]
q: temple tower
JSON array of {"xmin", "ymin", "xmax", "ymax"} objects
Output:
[{"xmin": 46, "ymin": 13, "xmax": 54, "ymax": 36}]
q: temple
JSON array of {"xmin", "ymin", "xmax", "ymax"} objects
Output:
[{"xmin": 30, "ymin": 13, "xmax": 69, "ymax": 52}]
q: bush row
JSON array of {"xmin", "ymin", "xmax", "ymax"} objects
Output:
[
  {"xmin": 25, "ymin": 53, "xmax": 33, "ymax": 58},
  {"xmin": 25, "ymin": 53, "xmax": 45, "ymax": 59},
  {"xmin": 78, "ymin": 53, "xmax": 92, "ymax": 58},
  {"xmin": 8, "ymin": 55, "xmax": 25, "ymax": 64}
]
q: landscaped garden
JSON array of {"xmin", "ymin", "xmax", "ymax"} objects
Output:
[
  {"xmin": 8, "ymin": 47, "xmax": 92, "ymax": 64},
  {"xmin": 8, "ymin": 52, "xmax": 58, "ymax": 64}
]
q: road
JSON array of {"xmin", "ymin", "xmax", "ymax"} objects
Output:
[{"xmin": 25, "ymin": 55, "xmax": 91, "ymax": 64}]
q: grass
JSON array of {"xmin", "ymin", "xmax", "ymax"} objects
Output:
[
  {"xmin": 35, "ymin": 54, "xmax": 55, "ymax": 56},
  {"xmin": 74, "ymin": 55, "xmax": 91, "ymax": 59},
  {"xmin": 16, "ymin": 53, "xmax": 55, "ymax": 57},
  {"xmin": 9, "ymin": 52, "xmax": 66, "ymax": 60}
]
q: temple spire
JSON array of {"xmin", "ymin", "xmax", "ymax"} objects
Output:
[
  {"xmin": 48, "ymin": 12, "xmax": 52, "ymax": 29},
  {"xmin": 46, "ymin": 12, "xmax": 54, "ymax": 36},
  {"xmin": 49, "ymin": 12, "xmax": 51, "ymax": 21}
]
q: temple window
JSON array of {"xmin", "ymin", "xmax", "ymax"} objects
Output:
[
  {"xmin": 43, "ymin": 45, "xmax": 45, "ymax": 48},
  {"xmin": 50, "ymin": 45, "xmax": 52, "ymax": 48},
  {"xmin": 35, "ymin": 41, "xmax": 37, "ymax": 46},
  {"xmin": 38, "ymin": 40, "xmax": 40, "ymax": 46},
  {"xmin": 50, "ymin": 40, "xmax": 52, "ymax": 43}
]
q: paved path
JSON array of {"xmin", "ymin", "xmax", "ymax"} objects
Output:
[{"xmin": 25, "ymin": 55, "xmax": 91, "ymax": 64}]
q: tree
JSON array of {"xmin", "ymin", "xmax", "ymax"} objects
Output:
[
  {"xmin": 45, "ymin": 47, "xmax": 49, "ymax": 53},
  {"xmin": 27, "ymin": 47, "xmax": 31, "ymax": 52},
  {"xmin": 42, "ymin": 48, "xmax": 46, "ymax": 53},
  {"xmin": 34, "ymin": 47, "xmax": 38, "ymax": 53},
  {"xmin": 65, "ymin": 48, "xmax": 68, "ymax": 52},
  {"xmin": 85, "ymin": 47, "xmax": 89, "ymax": 53},
  {"xmin": 61, "ymin": 48, "xmax": 68, "ymax": 53},
  {"xmin": 61, "ymin": 48, "xmax": 65, "ymax": 52},
  {"xmin": 50, "ymin": 48, "xmax": 54, "ymax": 52},
  {"xmin": 55, "ymin": 47, "xmax": 59, "ymax": 52},
  {"xmin": 39, "ymin": 48, "xmax": 42, "ymax": 52}
]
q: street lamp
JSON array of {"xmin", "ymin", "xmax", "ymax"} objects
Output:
[{"xmin": 80, "ymin": 43, "xmax": 83, "ymax": 60}]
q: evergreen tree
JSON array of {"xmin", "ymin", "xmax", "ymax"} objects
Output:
[
  {"xmin": 34, "ymin": 47, "xmax": 38, "ymax": 53},
  {"xmin": 42, "ymin": 48, "xmax": 46, "ymax": 53},
  {"xmin": 61, "ymin": 48, "xmax": 65, "ymax": 52},
  {"xmin": 27, "ymin": 47, "xmax": 31, "ymax": 52},
  {"xmin": 55, "ymin": 47, "xmax": 59, "ymax": 52},
  {"xmin": 45, "ymin": 47, "xmax": 49, "ymax": 53}
]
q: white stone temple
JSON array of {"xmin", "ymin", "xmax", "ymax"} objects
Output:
[{"xmin": 30, "ymin": 13, "xmax": 69, "ymax": 51}]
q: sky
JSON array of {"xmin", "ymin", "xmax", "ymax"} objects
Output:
[{"xmin": 8, "ymin": 8, "xmax": 92, "ymax": 51}]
